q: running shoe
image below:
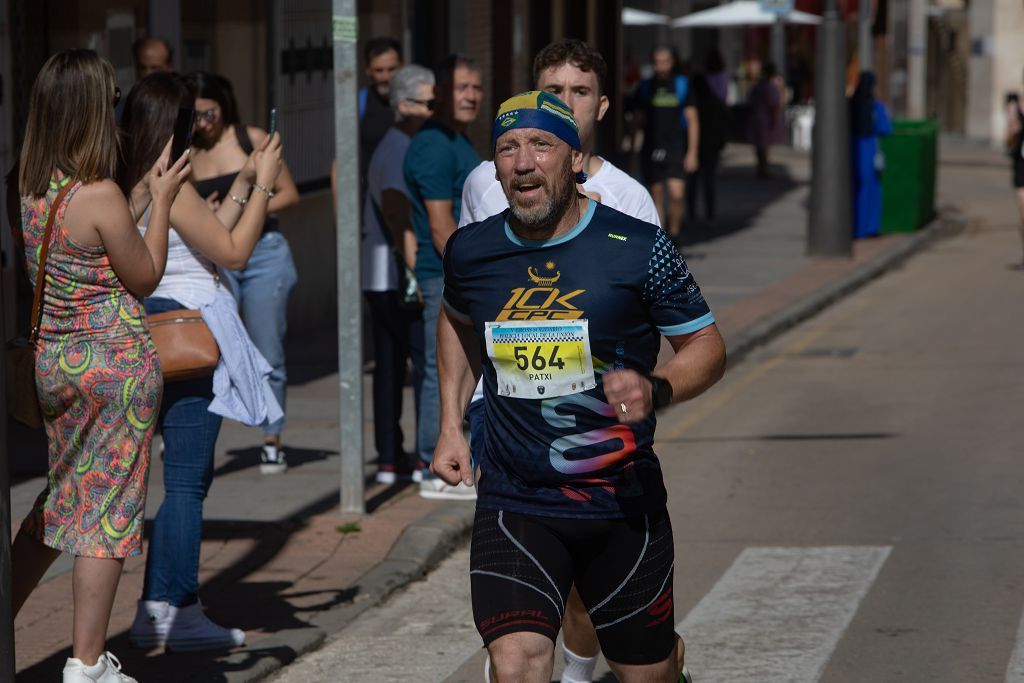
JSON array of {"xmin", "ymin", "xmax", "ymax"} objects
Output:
[
  {"xmin": 419, "ymin": 477, "xmax": 477, "ymax": 500},
  {"xmin": 260, "ymin": 443, "xmax": 287, "ymax": 474}
]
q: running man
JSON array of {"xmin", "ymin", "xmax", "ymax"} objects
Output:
[
  {"xmin": 434, "ymin": 92, "xmax": 726, "ymax": 682},
  {"xmin": 632, "ymin": 46, "xmax": 699, "ymax": 240},
  {"xmin": 459, "ymin": 39, "xmax": 662, "ymax": 683}
]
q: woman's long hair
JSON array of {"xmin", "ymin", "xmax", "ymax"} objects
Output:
[
  {"xmin": 19, "ymin": 49, "xmax": 120, "ymax": 196},
  {"xmin": 118, "ymin": 71, "xmax": 196, "ymax": 196}
]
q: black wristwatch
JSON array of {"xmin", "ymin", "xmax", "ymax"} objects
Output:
[{"xmin": 646, "ymin": 374, "xmax": 673, "ymax": 410}]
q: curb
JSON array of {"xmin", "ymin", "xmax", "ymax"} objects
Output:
[
  {"xmin": 230, "ymin": 502, "xmax": 476, "ymax": 683},
  {"xmin": 724, "ymin": 214, "xmax": 963, "ymax": 366},
  {"xmin": 239, "ymin": 215, "xmax": 958, "ymax": 683}
]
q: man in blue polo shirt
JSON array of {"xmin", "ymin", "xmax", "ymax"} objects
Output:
[{"xmin": 403, "ymin": 53, "xmax": 483, "ymax": 498}]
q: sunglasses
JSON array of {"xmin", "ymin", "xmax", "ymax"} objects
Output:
[
  {"xmin": 113, "ymin": 86, "xmax": 121, "ymax": 108},
  {"xmin": 406, "ymin": 97, "xmax": 436, "ymax": 111},
  {"xmin": 197, "ymin": 107, "xmax": 219, "ymax": 123}
]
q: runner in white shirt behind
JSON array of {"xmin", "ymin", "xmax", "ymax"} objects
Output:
[{"xmin": 457, "ymin": 39, "xmax": 689, "ymax": 683}]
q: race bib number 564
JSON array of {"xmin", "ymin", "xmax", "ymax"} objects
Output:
[{"xmin": 485, "ymin": 320, "xmax": 596, "ymax": 399}]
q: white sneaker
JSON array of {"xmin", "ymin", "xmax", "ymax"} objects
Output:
[
  {"xmin": 128, "ymin": 600, "xmax": 173, "ymax": 648},
  {"xmin": 375, "ymin": 469, "xmax": 397, "ymax": 485},
  {"xmin": 166, "ymin": 602, "xmax": 246, "ymax": 652},
  {"xmin": 260, "ymin": 443, "xmax": 287, "ymax": 474},
  {"xmin": 412, "ymin": 468, "xmax": 424, "ymax": 484},
  {"xmin": 419, "ymin": 477, "xmax": 477, "ymax": 500},
  {"xmin": 63, "ymin": 651, "xmax": 136, "ymax": 682},
  {"xmin": 129, "ymin": 600, "xmax": 244, "ymax": 651}
]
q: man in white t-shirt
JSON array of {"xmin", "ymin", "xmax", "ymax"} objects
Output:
[
  {"xmin": 360, "ymin": 64, "xmax": 436, "ymax": 484},
  {"xmin": 459, "ymin": 40, "xmax": 689, "ymax": 683}
]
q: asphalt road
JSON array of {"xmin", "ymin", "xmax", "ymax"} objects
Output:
[{"xmin": 271, "ymin": 195, "xmax": 1024, "ymax": 680}]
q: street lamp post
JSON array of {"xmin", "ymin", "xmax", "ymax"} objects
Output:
[
  {"xmin": 331, "ymin": 0, "xmax": 365, "ymax": 515},
  {"xmin": 808, "ymin": 0, "xmax": 852, "ymax": 257}
]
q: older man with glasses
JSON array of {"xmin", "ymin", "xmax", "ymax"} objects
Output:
[{"xmin": 357, "ymin": 64, "xmax": 437, "ymax": 483}]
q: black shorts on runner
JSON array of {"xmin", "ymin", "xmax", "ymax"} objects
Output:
[
  {"xmin": 642, "ymin": 137, "xmax": 689, "ymax": 185},
  {"xmin": 1013, "ymin": 159, "xmax": 1024, "ymax": 188},
  {"xmin": 469, "ymin": 507, "xmax": 677, "ymax": 666}
]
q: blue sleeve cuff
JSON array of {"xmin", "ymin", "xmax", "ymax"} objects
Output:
[{"xmin": 658, "ymin": 312, "xmax": 715, "ymax": 337}]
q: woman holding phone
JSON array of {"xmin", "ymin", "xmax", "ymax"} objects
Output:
[
  {"xmin": 117, "ymin": 71, "xmax": 285, "ymax": 652},
  {"xmin": 188, "ymin": 71, "xmax": 300, "ymax": 473},
  {"xmin": 10, "ymin": 50, "xmax": 189, "ymax": 682}
]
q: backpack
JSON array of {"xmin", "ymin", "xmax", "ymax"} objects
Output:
[{"xmin": 639, "ymin": 74, "xmax": 690, "ymax": 128}]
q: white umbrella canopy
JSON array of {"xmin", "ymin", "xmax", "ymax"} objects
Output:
[
  {"xmin": 671, "ymin": 1, "xmax": 822, "ymax": 27},
  {"xmin": 623, "ymin": 7, "xmax": 671, "ymax": 25}
]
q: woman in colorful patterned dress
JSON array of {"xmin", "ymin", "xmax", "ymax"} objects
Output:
[{"xmin": 10, "ymin": 49, "xmax": 190, "ymax": 683}]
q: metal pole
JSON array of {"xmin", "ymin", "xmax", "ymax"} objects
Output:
[
  {"xmin": 858, "ymin": 0, "xmax": 873, "ymax": 72},
  {"xmin": 906, "ymin": 0, "xmax": 926, "ymax": 118},
  {"xmin": 771, "ymin": 15, "xmax": 786, "ymax": 80},
  {"xmin": 331, "ymin": 0, "xmax": 365, "ymax": 515},
  {"xmin": 808, "ymin": 0, "xmax": 852, "ymax": 257}
]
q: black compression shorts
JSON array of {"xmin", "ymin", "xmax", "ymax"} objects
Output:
[{"xmin": 469, "ymin": 507, "xmax": 677, "ymax": 666}]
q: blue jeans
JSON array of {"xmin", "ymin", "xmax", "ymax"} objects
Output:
[
  {"xmin": 410, "ymin": 277, "xmax": 443, "ymax": 471},
  {"xmin": 142, "ymin": 298, "xmax": 223, "ymax": 607},
  {"xmin": 222, "ymin": 230, "xmax": 298, "ymax": 437}
]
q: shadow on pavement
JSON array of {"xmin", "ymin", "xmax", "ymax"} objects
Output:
[
  {"xmin": 677, "ymin": 161, "xmax": 802, "ymax": 249},
  {"xmin": 215, "ymin": 445, "xmax": 336, "ymax": 477},
  {"xmin": 657, "ymin": 431, "xmax": 897, "ymax": 444}
]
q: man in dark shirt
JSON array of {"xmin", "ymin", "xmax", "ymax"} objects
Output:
[
  {"xmin": 359, "ymin": 37, "xmax": 404, "ymax": 178},
  {"xmin": 634, "ymin": 46, "xmax": 700, "ymax": 241},
  {"xmin": 403, "ymin": 54, "xmax": 483, "ymax": 499},
  {"xmin": 434, "ymin": 90, "xmax": 723, "ymax": 682}
]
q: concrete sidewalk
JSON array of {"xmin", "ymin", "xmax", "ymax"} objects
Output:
[{"xmin": 9, "ymin": 140, "xmax": 976, "ymax": 681}]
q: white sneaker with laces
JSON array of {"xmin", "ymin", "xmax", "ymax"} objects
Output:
[
  {"xmin": 166, "ymin": 601, "xmax": 246, "ymax": 652},
  {"xmin": 419, "ymin": 477, "xmax": 477, "ymax": 500},
  {"xmin": 260, "ymin": 443, "xmax": 287, "ymax": 474},
  {"xmin": 128, "ymin": 600, "xmax": 174, "ymax": 648},
  {"xmin": 62, "ymin": 651, "xmax": 137, "ymax": 682}
]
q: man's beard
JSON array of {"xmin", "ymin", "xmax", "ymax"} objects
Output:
[{"xmin": 507, "ymin": 156, "xmax": 577, "ymax": 230}]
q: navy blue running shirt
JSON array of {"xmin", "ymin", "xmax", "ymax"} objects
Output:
[{"xmin": 442, "ymin": 200, "xmax": 714, "ymax": 519}]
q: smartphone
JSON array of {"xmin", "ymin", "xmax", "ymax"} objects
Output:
[
  {"xmin": 268, "ymin": 107, "xmax": 278, "ymax": 138},
  {"xmin": 171, "ymin": 108, "xmax": 197, "ymax": 161}
]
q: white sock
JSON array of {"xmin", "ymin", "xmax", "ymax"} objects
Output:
[{"xmin": 561, "ymin": 644, "xmax": 599, "ymax": 683}]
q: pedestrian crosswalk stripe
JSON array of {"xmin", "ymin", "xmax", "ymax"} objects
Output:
[
  {"xmin": 676, "ymin": 546, "xmax": 891, "ymax": 682},
  {"xmin": 1004, "ymin": 606, "xmax": 1024, "ymax": 682}
]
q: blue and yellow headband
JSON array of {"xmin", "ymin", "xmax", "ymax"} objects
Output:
[{"xmin": 492, "ymin": 91, "xmax": 582, "ymax": 152}]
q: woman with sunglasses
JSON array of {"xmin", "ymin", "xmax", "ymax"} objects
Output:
[
  {"xmin": 10, "ymin": 50, "xmax": 190, "ymax": 682},
  {"xmin": 118, "ymin": 71, "xmax": 284, "ymax": 654},
  {"xmin": 187, "ymin": 72, "xmax": 300, "ymax": 474}
]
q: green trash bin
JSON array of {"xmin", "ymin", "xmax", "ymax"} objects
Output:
[{"xmin": 879, "ymin": 119, "xmax": 938, "ymax": 233}]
